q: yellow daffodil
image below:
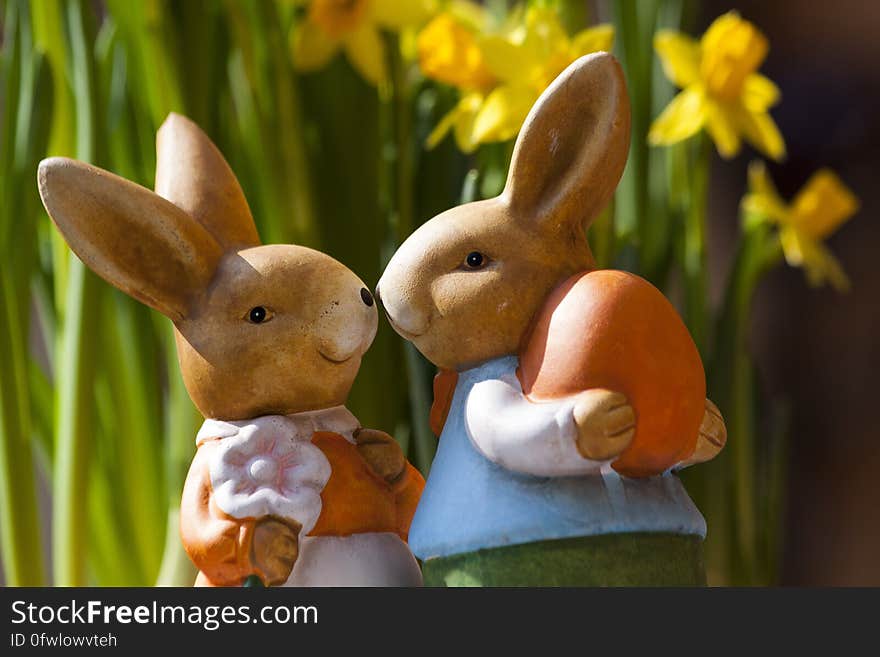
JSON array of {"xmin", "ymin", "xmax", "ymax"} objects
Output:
[
  {"xmin": 649, "ymin": 11, "xmax": 785, "ymax": 161},
  {"xmin": 418, "ymin": 3, "xmax": 496, "ymax": 152},
  {"xmin": 291, "ymin": 0, "xmax": 435, "ymax": 86},
  {"xmin": 742, "ymin": 161, "xmax": 859, "ymax": 290},
  {"xmin": 419, "ymin": 13, "xmax": 495, "ymax": 91},
  {"xmin": 473, "ymin": 7, "xmax": 614, "ymax": 144},
  {"xmin": 418, "ymin": 5, "xmax": 613, "ymax": 152}
]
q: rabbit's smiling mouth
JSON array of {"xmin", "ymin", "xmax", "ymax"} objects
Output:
[
  {"xmin": 317, "ymin": 348, "xmax": 354, "ymax": 364},
  {"xmin": 383, "ymin": 313, "xmax": 426, "ymax": 340}
]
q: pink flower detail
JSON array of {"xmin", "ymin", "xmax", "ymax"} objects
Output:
[{"xmin": 208, "ymin": 416, "xmax": 331, "ymax": 533}]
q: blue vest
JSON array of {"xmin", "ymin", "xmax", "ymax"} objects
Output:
[{"xmin": 408, "ymin": 356, "xmax": 706, "ymax": 560}]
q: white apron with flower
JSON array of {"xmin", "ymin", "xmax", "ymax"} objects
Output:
[{"xmin": 194, "ymin": 406, "xmax": 422, "ymax": 586}]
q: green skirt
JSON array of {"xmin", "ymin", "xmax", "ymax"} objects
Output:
[{"xmin": 421, "ymin": 532, "xmax": 706, "ymax": 587}]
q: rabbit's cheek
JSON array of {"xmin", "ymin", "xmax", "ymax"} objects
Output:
[{"xmin": 431, "ymin": 269, "xmax": 501, "ymax": 318}]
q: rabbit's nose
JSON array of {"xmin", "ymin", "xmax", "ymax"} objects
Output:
[{"xmin": 373, "ymin": 285, "xmax": 381, "ymax": 305}]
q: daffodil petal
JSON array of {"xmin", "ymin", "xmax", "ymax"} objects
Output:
[
  {"xmin": 648, "ymin": 86, "xmax": 707, "ymax": 147},
  {"xmin": 742, "ymin": 193, "xmax": 790, "ymax": 226},
  {"xmin": 704, "ymin": 101, "xmax": 742, "ymax": 158},
  {"xmin": 523, "ymin": 6, "xmax": 569, "ymax": 63},
  {"xmin": 426, "ymin": 93, "xmax": 482, "ymax": 152},
  {"xmin": 653, "ymin": 30, "xmax": 701, "ymax": 88},
  {"xmin": 814, "ymin": 247, "xmax": 850, "ymax": 291},
  {"xmin": 472, "ymin": 84, "xmax": 535, "ymax": 144},
  {"xmin": 372, "ymin": 0, "xmax": 436, "ymax": 30},
  {"xmin": 743, "ymin": 160, "xmax": 789, "ymax": 223},
  {"xmin": 291, "ymin": 21, "xmax": 340, "ymax": 71},
  {"xmin": 452, "ymin": 107, "xmax": 481, "ymax": 153},
  {"xmin": 747, "ymin": 159, "xmax": 778, "ymax": 200},
  {"xmin": 732, "ymin": 106, "xmax": 786, "ymax": 161},
  {"xmin": 426, "ymin": 107, "xmax": 460, "ymax": 149},
  {"xmin": 790, "ymin": 169, "xmax": 860, "ymax": 240},
  {"xmin": 478, "ymin": 35, "xmax": 532, "ymax": 83},
  {"xmin": 779, "ymin": 225, "xmax": 805, "ymax": 266},
  {"xmin": 570, "ymin": 24, "xmax": 614, "ymax": 57},
  {"xmin": 742, "ymin": 73, "xmax": 780, "ymax": 112},
  {"xmin": 780, "ymin": 227, "xmax": 850, "ymax": 291},
  {"xmin": 448, "ymin": 0, "xmax": 490, "ymax": 30},
  {"xmin": 344, "ymin": 24, "xmax": 386, "ymax": 85}
]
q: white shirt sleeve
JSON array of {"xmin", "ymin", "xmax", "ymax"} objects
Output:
[{"xmin": 464, "ymin": 371, "xmax": 607, "ymax": 477}]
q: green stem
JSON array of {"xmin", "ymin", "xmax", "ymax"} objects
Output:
[
  {"xmin": 0, "ymin": 0, "xmax": 46, "ymax": 587},
  {"xmin": 105, "ymin": 0, "xmax": 185, "ymax": 126},
  {"xmin": 155, "ymin": 507, "xmax": 195, "ymax": 586},
  {"xmin": 102, "ymin": 297, "xmax": 165, "ymax": 580},
  {"xmin": 0, "ymin": 276, "xmax": 46, "ymax": 585},
  {"xmin": 31, "ymin": 0, "xmax": 75, "ymax": 312},
  {"xmin": 555, "ymin": 0, "xmax": 588, "ymax": 32},
  {"xmin": 588, "ymin": 202, "xmax": 615, "ymax": 268},
  {"xmin": 392, "ymin": 42, "xmax": 415, "ymax": 242},
  {"xmin": 682, "ymin": 133, "xmax": 711, "ymax": 357},
  {"xmin": 385, "ymin": 35, "xmax": 435, "ymax": 472},
  {"xmin": 155, "ymin": 324, "xmax": 199, "ymax": 586},
  {"xmin": 707, "ymin": 226, "xmax": 783, "ymax": 585},
  {"xmin": 52, "ymin": 0, "xmax": 98, "ymax": 586},
  {"xmin": 404, "ymin": 343, "xmax": 436, "ymax": 476},
  {"xmin": 53, "ymin": 259, "xmax": 100, "ymax": 585},
  {"xmin": 611, "ymin": 0, "xmax": 659, "ymax": 262}
]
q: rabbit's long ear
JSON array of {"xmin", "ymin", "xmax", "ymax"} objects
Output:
[
  {"xmin": 155, "ymin": 113, "xmax": 261, "ymax": 250},
  {"xmin": 38, "ymin": 157, "xmax": 223, "ymax": 321},
  {"xmin": 503, "ymin": 52, "xmax": 630, "ymax": 233}
]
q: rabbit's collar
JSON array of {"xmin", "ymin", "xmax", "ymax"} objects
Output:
[{"xmin": 196, "ymin": 405, "xmax": 359, "ymax": 447}]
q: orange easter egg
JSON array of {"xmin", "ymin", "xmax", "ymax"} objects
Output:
[{"xmin": 518, "ymin": 270, "xmax": 705, "ymax": 477}]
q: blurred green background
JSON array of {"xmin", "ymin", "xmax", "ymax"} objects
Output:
[{"xmin": 1, "ymin": 0, "xmax": 875, "ymax": 587}]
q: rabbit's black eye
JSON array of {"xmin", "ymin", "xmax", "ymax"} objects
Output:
[
  {"xmin": 247, "ymin": 306, "xmax": 271, "ymax": 324},
  {"xmin": 465, "ymin": 251, "xmax": 486, "ymax": 269}
]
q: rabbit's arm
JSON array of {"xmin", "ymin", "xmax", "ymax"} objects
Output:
[
  {"xmin": 464, "ymin": 375, "xmax": 607, "ymax": 476},
  {"xmin": 180, "ymin": 444, "xmax": 257, "ymax": 586},
  {"xmin": 392, "ymin": 463, "xmax": 425, "ymax": 541},
  {"xmin": 351, "ymin": 428, "xmax": 425, "ymax": 540}
]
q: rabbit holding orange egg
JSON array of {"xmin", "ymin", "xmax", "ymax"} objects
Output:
[
  {"xmin": 377, "ymin": 53, "xmax": 726, "ymax": 586},
  {"xmin": 38, "ymin": 113, "xmax": 424, "ymax": 587}
]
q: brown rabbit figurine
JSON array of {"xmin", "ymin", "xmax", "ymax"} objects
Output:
[
  {"xmin": 377, "ymin": 53, "xmax": 726, "ymax": 586},
  {"xmin": 38, "ymin": 113, "xmax": 424, "ymax": 586}
]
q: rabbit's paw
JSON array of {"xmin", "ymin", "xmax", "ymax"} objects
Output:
[
  {"xmin": 250, "ymin": 516, "xmax": 301, "ymax": 586},
  {"xmin": 572, "ymin": 389, "xmax": 636, "ymax": 461},
  {"xmin": 679, "ymin": 399, "xmax": 727, "ymax": 468},
  {"xmin": 354, "ymin": 428, "xmax": 406, "ymax": 483}
]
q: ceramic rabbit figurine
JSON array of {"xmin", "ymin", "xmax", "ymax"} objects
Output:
[
  {"xmin": 38, "ymin": 114, "xmax": 424, "ymax": 587},
  {"xmin": 377, "ymin": 53, "xmax": 727, "ymax": 586}
]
